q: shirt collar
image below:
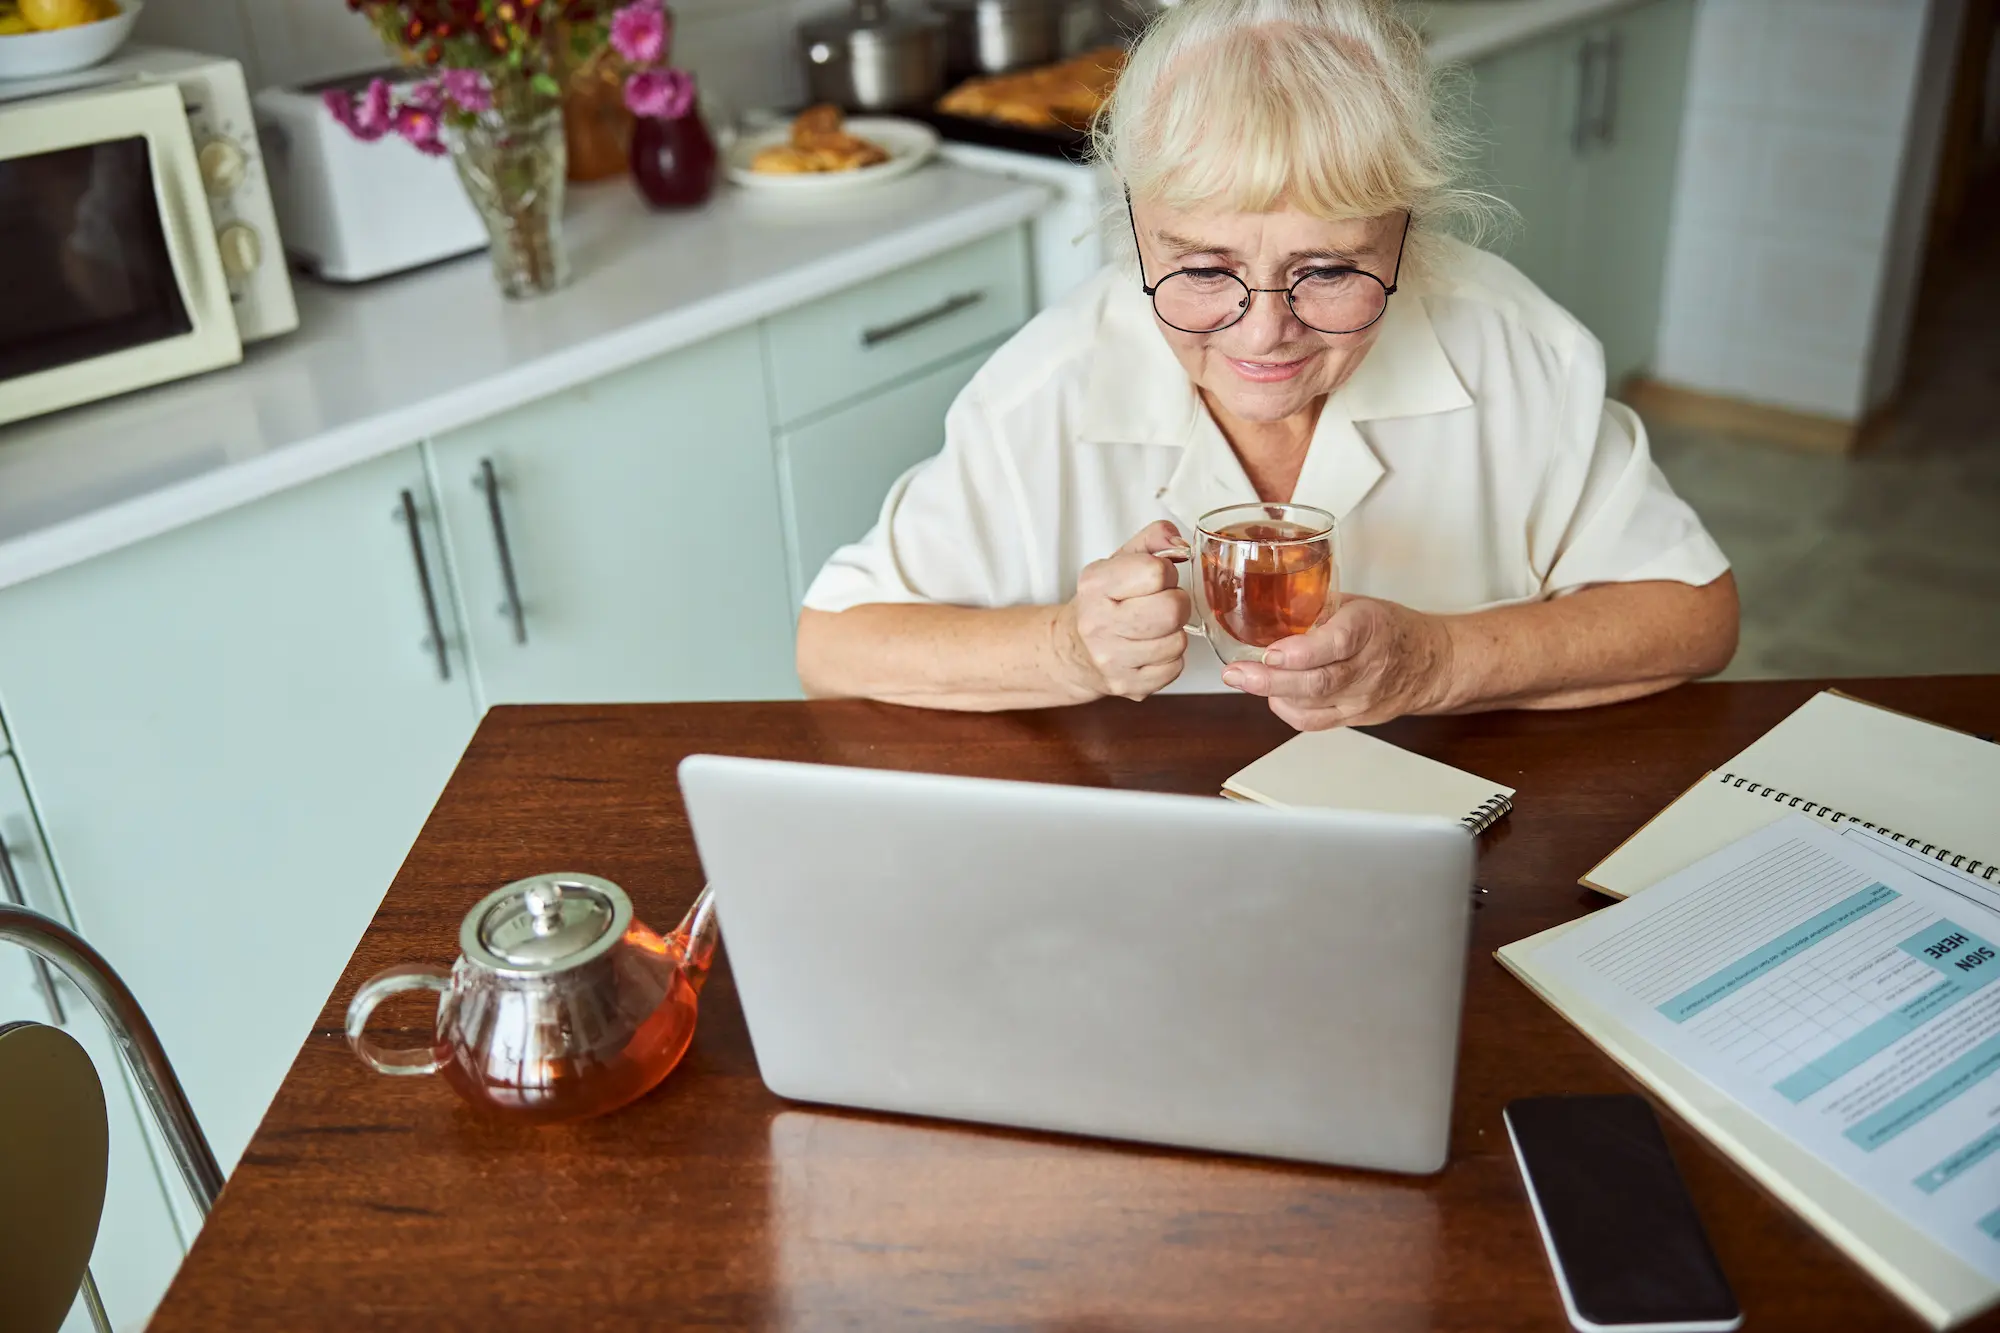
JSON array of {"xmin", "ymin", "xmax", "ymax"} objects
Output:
[{"xmin": 1081, "ymin": 274, "xmax": 1473, "ymax": 528}]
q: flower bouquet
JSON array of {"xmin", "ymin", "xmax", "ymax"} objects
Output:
[{"xmin": 326, "ymin": 0, "xmax": 695, "ymax": 298}]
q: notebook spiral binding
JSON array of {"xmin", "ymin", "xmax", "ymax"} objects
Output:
[
  {"xmin": 1719, "ymin": 772, "xmax": 2000, "ymax": 883},
  {"xmin": 1460, "ymin": 794, "xmax": 1512, "ymax": 835}
]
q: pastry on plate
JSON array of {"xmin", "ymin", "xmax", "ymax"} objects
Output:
[
  {"xmin": 937, "ymin": 46, "xmax": 1126, "ymax": 130},
  {"xmin": 750, "ymin": 104, "xmax": 891, "ymax": 174}
]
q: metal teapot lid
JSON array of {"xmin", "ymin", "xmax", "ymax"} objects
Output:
[{"xmin": 460, "ymin": 873, "xmax": 632, "ymax": 976}]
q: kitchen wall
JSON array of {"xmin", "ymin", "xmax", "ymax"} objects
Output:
[
  {"xmin": 1650, "ymin": 0, "xmax": 1966, "ymax": 422},
  {"xmin": 134, "ymin": 0, "xmax": 816, "ymax": 115}
]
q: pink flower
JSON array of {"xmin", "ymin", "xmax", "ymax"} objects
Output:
[
  {"xmin": 440, "ymin": 68, "xmax": 492, "ymax": 114},
  {"xmin": 402, "ymin": 78, "xmax": 444, "ymax": 114},
  {"xmin": 325, "ymin": 77, "xmax": 395, "ymax": 142},
  {"xmin": 624, "ymin": 67, "xmax": 694, "ymax": 120},
  {"xmin": 609, "ymin": 1, "xmax": 667, "ymax": 65},
  {"xmin": 394, "ymin": 105, "xmax": 447, "ymax": 156}
]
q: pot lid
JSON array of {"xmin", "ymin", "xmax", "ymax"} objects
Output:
[
  {"xmin": 800, "ymin": 0, "xmax": 943, "ymax": 47},
  {"xmin": 461, "ymin": 873, "xmax": 632, "ymax": 975},
  {"xmin": 927, "ymin": 0, "xmax": 1064, "ymax": 11}
]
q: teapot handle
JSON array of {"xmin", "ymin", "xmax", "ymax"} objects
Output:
[
  {"xmin": 346, "ymin": 964, "xmax": 450, "ymax": 1076},
  {"xmin": 672, "ymin": 885, "xmax": 719, "ymax": 991}
]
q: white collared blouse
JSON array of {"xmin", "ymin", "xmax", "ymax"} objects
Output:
[{"xmin": 803, "ymin": 237, "xmax": 1730, "ymax": 692}]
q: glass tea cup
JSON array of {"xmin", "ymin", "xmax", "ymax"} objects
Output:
[{"xmin": 1166, "ymin": 503, "xmax": 1340, "ymax": 665}]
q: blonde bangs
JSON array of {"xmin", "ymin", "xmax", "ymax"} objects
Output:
[{"xmin": 1094, "ymin": 0, "xmax": 1501, "ymax": 263}]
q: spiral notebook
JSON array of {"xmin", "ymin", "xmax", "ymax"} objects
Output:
[
  {"xmin": 1583, "ymin": 690, "xmax": 2000, "ymax": 900},
  {"xmin": 1221, "ymin": 727, "xmax": 1514, "ymax": 832}
]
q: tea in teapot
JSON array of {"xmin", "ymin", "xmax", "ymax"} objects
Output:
[{"xmin": 346, "ymin": 873, "xmax": 716, "ymax": 1124}]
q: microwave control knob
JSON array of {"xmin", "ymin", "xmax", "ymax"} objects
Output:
[
  {"xmin": 198, "ymin": 138, "xmax": 248, "ymax": 194},
  {"xmin": 217, "ymin": 223, "xmax": 263, "ymax": 281}
]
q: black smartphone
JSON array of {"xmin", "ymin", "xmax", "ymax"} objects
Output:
[{"xmin": 1505, "ymin": 1095, "xmax": 1743, "ymax": 1333}]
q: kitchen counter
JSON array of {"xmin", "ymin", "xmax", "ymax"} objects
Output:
[
  {"xmin": 0, "ymin": 0, "xmax": 1648, "ymax": 596},
  {"xmin": 0, "ymin": 164, "xmax": 1047, "ymax": 592},
  {"xmin": 1416, "ymin": 0, "xmax": 1652, "ymax": 63}
]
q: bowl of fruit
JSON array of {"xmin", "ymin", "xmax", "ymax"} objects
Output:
[{"xmin": 0, "ymin": 0, "xmax": 138, "ymax": 81}]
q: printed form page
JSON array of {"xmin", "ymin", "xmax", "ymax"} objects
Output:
[{"xmin": 1534, "ymin": 815, "xmax": 2000, "ymax": 1281}]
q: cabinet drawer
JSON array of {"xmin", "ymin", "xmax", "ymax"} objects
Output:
[
  {"xmin": 778, "ymin": 341, "xmax": 995, "ymax": 602},
  {"xmin": 763, "ymin": 227, "xmax": 1030, "ymax": 426}
]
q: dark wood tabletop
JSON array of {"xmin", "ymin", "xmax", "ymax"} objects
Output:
[{"xmin": 148, "ymin": 678, "xmax": 2000, "ymax": 1332}]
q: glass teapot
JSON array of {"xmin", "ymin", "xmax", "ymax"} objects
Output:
[{"xmin": 346, "ymin": 873, "xmax": 717, "ymax": 1124}]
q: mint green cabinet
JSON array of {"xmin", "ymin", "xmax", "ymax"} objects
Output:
[
  {"xmin": 1562, "ymin": 0, "xmax": 1696, "ymax": 388},
  {"xmin": 0, "ymin": 446, "xmax": 479, "ymax": 1181},
  {"xmin": 776, "ymin": 341, "xmax": 997, "ymax": 603},
  {"xmin": 1466, "ymin": 0, "xmax": 1694, "ymax": 385},
  {"xmin": 1464, "ymin": 30, "xmax": 1575, "ymax": 308},
  {"xmin": 428, "ymin": 327, "xmax": 799, "ymax": 705}
]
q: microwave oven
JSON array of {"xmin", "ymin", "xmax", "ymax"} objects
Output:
[{"xmin": 0, "ymin": 47, "xmax": 297, "ymax": 430}]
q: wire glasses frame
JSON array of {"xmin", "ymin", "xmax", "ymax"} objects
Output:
[{"xmin": 1126, "ymin": 194, "xmax": 1412, "ymax": 336}]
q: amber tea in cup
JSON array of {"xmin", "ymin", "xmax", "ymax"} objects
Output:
[{"xmin": 1174, "ymin": 503, "xmax": 1339, "ymax": 664}]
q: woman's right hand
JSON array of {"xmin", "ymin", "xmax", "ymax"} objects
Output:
[{"xmin": 1054, "ymin": 521, "xmax": 1192, "ymax": 701}]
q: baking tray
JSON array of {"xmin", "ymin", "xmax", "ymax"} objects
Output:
[{"xmin": 901, "ymin": 106, "xmax": 1094, "ymax": 164}]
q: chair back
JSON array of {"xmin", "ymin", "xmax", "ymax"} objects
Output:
[{"xmin": 0, "ymin": 1021, "xmax": 109, "ymax": 1333}]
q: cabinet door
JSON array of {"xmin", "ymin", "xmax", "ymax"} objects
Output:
[
  {"xmin": 1565, "ymin": 0, "xmax": 1696, "ymax": 385},
  {"xmin": 776, "ymin": 342, "xmax": 996, "ymax": 603},
  {"xmin": 429, "ymin": 327, "xmax": 799, "ymax": 704},
  {"xmin": 4, "ymin": 758, "xmax": 189, "ymax": 1333},
  {"xmin": 0, "ymin": 446, "xmax": 479, "ymax": 1175},
  {"xmin": 1466, "ymin": 33, "xmax": 1581, "ymax": 308}
]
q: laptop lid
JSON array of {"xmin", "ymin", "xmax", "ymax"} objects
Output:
[{"xmin": 679, "ymin": 754, "xmax": 1474, "ymax": 1173}]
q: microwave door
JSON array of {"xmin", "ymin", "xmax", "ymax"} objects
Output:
[
  {"xmin": 0, "ymin": 137, "xmax": 195, "ymax": 379},
  {"xmin": 0, "ymin": 81, "xmax": 239, "ymax": 429}
]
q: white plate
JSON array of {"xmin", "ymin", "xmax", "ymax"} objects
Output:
[
  {"xmin": 0, "ymin": 0, "xmax": 140, "ymax": 80},
  {"xmin": 725, "ymin": 116, "xmax": 939, "ymax": 193}
]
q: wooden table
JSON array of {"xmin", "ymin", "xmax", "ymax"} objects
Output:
[{"xmin": 150, "ymin": 679, "xmax": 2000, "ymax": 1332}]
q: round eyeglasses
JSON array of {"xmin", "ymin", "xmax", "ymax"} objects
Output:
[{"xmin": 1128, "ymin": 201, "xmax": 1411, "ymax": 336}]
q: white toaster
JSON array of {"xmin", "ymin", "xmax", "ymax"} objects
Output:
[{"xmin": 253, "ymin": 74, "xmax": 488, "ymax": 283}]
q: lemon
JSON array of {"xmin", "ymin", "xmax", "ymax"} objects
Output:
[
  {"xmin": 0, "ymin": 12, "xmax": 30, "ymax": 33},
  {"xmin": 20, "ymin": 0, "xmax": 105, "ymax": 30}
]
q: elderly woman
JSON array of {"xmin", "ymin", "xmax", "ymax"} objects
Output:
[{"xmin": 797, "ymin": 0, "xmax": 1737, "ymax": 731}]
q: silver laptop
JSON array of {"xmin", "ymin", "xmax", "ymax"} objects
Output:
[{"xmin": 678, "ymin": 754, "xmax": 1475, "ymax": 1174}]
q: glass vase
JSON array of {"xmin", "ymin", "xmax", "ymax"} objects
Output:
[{"xmin": 447, "ymin": 104, "xmax": 571, "ymax": 300}]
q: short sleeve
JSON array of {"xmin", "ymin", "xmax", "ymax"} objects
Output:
[
  {"xmin": 801, "ymin": 383, "xmax": 1035, "ymax": 613},
  {"xmin": 1530, "ymin": 341, "xmax": 1730, "ymax": 595}
]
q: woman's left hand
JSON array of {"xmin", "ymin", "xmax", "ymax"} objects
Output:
[{"xmin": 1219, "ymin": 596, "xmax": 1457, "ymax": 730}]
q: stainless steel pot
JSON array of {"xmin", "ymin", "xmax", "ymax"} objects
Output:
[
  {"xmin": 929, "ymin": 0, "xmax": 1067, "ymax": 77},
  {"xmin": 798, "ymin": 0, "xmax": 947, "ymax": 112}
]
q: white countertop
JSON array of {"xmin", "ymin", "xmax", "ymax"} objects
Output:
[
  {"xmin": 1417, "ymin": 0, "xmax": 1648, "ymax": 63},
  {"xmin": 0, "ymin": 0, "xmax": 1645, "ymax": 593},
  {"xmin": 0, "ymin": 164, "xmax": 1047, "ymax": 592}
]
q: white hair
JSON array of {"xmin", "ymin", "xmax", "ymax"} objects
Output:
[{"xmin": 1092, "ymin": 0, "xmax": 1502, "ymax": 272}]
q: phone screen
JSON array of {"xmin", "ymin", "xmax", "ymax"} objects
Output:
[{"xmin": 1505, "ymin": 1095, "xmax": 1742, "ymax": 1332}]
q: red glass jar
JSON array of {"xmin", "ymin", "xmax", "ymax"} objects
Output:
[{"xmin": 630, "ymin": 108, "xmax": 718, "ymax": 209}]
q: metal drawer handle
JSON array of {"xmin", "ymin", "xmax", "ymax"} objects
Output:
[
  {"xmin": 1572, "ymin": 36, "xmax": 1600, "ymax": 154},
  {"xmin": 396, "ymin": 488, "xmax": 452, "ymax": 682},
  {"xmin": 1595, "ymin": 31, "xmax": 1621, "ymax": 148},
  {"xmin": 0, "ymin": 833, "xmax": 65, "ymax": 1025},
  {"xmin": 473, "ymin": 458, "xmax": 528, "ymax": 646},
  {"xmin": 860, "ymin": 290, "xmax": 985, "ymax": 348},
  {"xmin": 1572, "ymin": 33, "xmax": 1621, "ymax": 153}
]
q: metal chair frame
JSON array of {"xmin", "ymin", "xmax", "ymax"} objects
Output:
[{"xmin": 1, "ymin": 903, "xmax": 223, "ymax": 1332}]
